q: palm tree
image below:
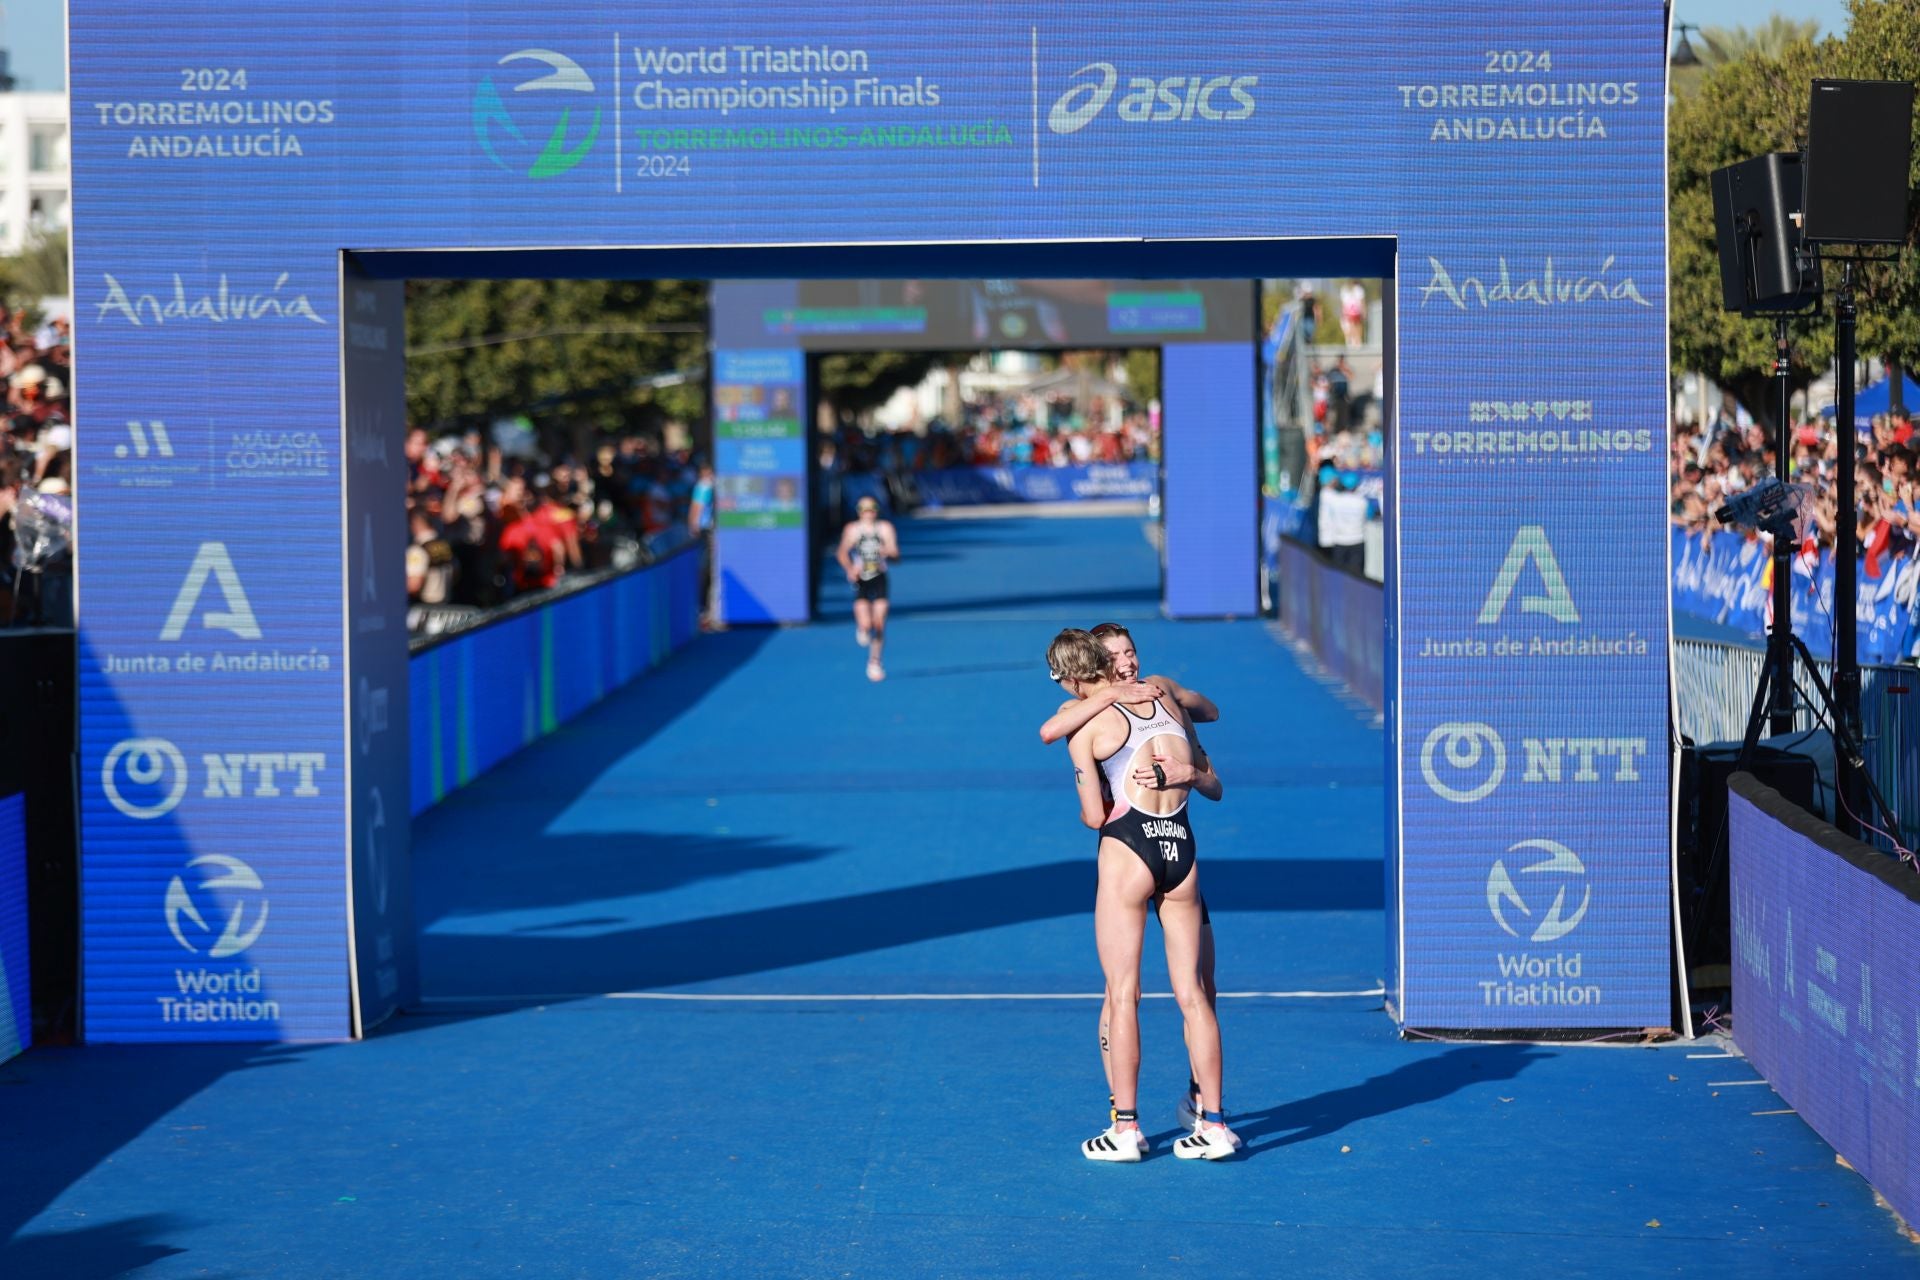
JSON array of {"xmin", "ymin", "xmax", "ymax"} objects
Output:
[{"xmin": 1672, "ymin": 17, "xmax": 1823, "ymax": 95}]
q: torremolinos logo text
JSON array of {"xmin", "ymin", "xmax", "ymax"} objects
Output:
[
  {"xmin": 1048, "ymin": 62, "xmax": 1256, "ymax": 134},
  {"xmin": 97, "ymin": 272, "xmax": 328, "ymax": 327},
  {"xmin": 1420, "ymin": 255, "xmax": 1652, "ymax": 309}
]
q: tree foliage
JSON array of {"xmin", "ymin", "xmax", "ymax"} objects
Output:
[
  {"xmin": 404, "ymin": 278, "xmax": 706, "ymax": 437},
  {"xmin": 1669, "ymin": 0, "xmax": 1920, "ymax": 429},
  {"xmin": 0, "ymin": 230, "xmax": 70, "ymax": 310}
]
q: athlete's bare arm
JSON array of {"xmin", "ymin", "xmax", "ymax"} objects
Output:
[
  {"xmin": 1130, "ymin": 699, "xmax": 1223, "ymax": 802},
  {"xmin": 1066, "ymin": 719, "xmax": 1119, "ymax": 829},
  {"xmin": 1146, "ymin": 673, "xmax": 1219, "ymax": 724},
  {"xmin": 1038, "ymin": 682, "xmax": 1157, "ymax": 744},
  {"xmin": 879, "ymin": 520, "xmax": 901, "ymax": 561}
]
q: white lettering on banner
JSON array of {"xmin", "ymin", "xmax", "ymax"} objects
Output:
[
  {"xmin": 96, "ymin": 419, "xmax": 204, "ymax": 489},
  {"xmin": 1421, "ymin": 722, "xmax": 1645, "ymax": 802},
  {"xmin": 1470, "ymin": 399, "xmax": 1594, "ymax": 423},
  {"xmin": 1478, "ymin": 526, "xmax": 1578, "ymax": 623},
  {"xmin": 96, "ymin": 272, "xmax": 329, "ymax": 327},
  {"xmin": 92, "ymin": 74, "xmax": 335, "ymax": 161},
  {"xmin": 224, "ymin": 430, "xmax": 329, "ymax": 478},
  {"xmin": 161, "ymin": 542, "xmax": 262, "ymax": 640},
  {"xmin": 1420, "ymin": 256, "xmax": 1652, "ymax": 309},
  {"xmin": 164, "ymin": 854, "xmax": 269, "ymax": 958},
  {"xmin": 1048, "ymin": 62, "xmax": 1257, "ymax": 134},
  {"xmin": 1410, "ymin": 429, "xmax": 1655, "ymax": 457},
  {"xmin": 1397, "ymin": 66, "xmax": 1641, "ymax": 144},
  {"xmin": 366, "ymin": 785, "xmax": 389, "ymax": 916},
  {"xmin": 357, "ymin": 678, "xmax": 390, "ymax": 757},
  {"xmin": 1487, "ymin": 839, "xmax": 1591, "ymax": 943},
  {"xmin": 101, "ymin": 735, "xmax": 326, "ymax": 820}
]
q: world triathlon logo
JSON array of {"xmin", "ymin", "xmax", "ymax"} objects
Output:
[{"xmin": 473, "ymin": 50, "xmax": 601, "ymax": 179}]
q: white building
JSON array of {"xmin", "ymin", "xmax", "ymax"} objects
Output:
[{"xmin": 0, "ymin": 91, "xmax": 69, "ymax": 255}]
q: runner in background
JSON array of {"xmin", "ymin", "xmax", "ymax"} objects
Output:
[{"xmin": 836, "ymin": 495, "xmax": 898, "ymax": 682}]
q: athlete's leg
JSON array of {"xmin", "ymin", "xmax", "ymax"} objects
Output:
[
  {"xmin": 1094, "ymin": 837, "xmax": 1153, "ymax": 1113},
  {"xmin": 853, "ymin": 596, "xmax": 873, "ymax": 647},
  {"xmin": 866, "ymin": 597, "xmax": 890, "ymax": 680},
  {"xmin": 1181, "ymin": 912, "xmax": 1218, "ymax": 1110},
  {"xmin": 1158, "ymin": 869, "xmax": 1222, "ymax": 1114}
]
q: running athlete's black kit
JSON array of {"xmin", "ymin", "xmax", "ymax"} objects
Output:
[
  {"xmin": 852, "ymin": 525, "xmax": 889, "ymax": 601},
  {"xmin": 1095, "ymin": 698, "xmax": 1199, "ymax": 896}
]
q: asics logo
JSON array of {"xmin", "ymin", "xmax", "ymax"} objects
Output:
[{"xmin": 1048, "ymin": 62, "xmax": 1257, "ymax": 135}]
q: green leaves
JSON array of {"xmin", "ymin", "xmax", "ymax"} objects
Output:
[{"xmin": 1669, "ymin": 3, "xmax": 1920, "ymax": 427}]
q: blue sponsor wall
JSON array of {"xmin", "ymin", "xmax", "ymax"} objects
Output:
[
  {"xmin": 409, "ymin": 549, "xmax": 701, "ymax": 818},
  {"xmin": 1671, "ymin": 527, "xmax": 1920, "ymax": 665},
  {"xmin": 70, "ymin": 2, "xmax": 1673, "ymax": 1035},
  {"xmin": 913, "ymin": 462, "xmax": 1155, "ymax": 508},
  {"xmin": 1729, "ymin": 775, "xmax": 1920, "ymax": 1231},
  {"xmin": 0, "ymin": 793, "xmax": 27, "ymax": 1062}
]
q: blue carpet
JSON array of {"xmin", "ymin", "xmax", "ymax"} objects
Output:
[{"xmin": 2, "ymin": 515, "xmax": 1915, "ymax": 1277}]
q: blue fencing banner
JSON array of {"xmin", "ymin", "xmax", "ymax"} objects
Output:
[
  {"xmin": 68, "ymin": 0, "xmax": 1676, "ymax": 1034},
  {"xmin": 913, "ymin": 462, "xmax": 1155, "ymax": 507},
  {"xmin": 1669, "ymin": 527, "xmax": 1919, "ymax": 666},
  {"xmin": 1729, "ymin": 776, "xmax": 1920, "ymax": 1232},
  {"xmin": 0, "ymin": 793, "xmax": 27, "ymax": 1062},
  {"xmin": 409, "ymin": 550, "xmax": 701, "ymax": 817}
]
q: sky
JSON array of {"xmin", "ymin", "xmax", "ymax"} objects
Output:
[{"xmin": 0, "ymin": 0, "xmax": 1868, "ymax": 94}]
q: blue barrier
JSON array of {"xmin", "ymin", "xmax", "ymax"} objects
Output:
[
  {"xmin": 408, "ymin": 546, "xmax": 702, "ymax": 817},
  {"xmin": 1729, "ymin": 773, "xmax": 1920, "ymax": 1231},
  {"xmin": 913, "ymin": 463, "xmax": 1156, "ymax": 508},
  {"xmin": 0, "ymin": 792, "xmax": 27, "ymax": 1063},
  {"xmin": 1670, "ymin": 527, "xmax": 1919, "ymax": 665},
  {"xmin": 1276, "ymin": 538, "xmax": 1383, "ymax": 714}
]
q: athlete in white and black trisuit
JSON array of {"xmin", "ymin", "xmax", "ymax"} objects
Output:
[
  {"xmin": 836, "ymin": 495, "xmax": 898, "ymax": 682},
  {"xmin": 1047, "ymin": 628, "xmax": 1238, "ymax": 1161},
  {"xmin": 1038, "ymin": 622, "xmax": 1227, "ymax": 1139}
]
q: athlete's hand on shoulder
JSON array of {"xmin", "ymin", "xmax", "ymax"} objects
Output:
[
  {"xmin": 1133, "ymin": 752, "xmax": 1196, "ymax": 789},
  {"xmin": 1108, "ymin": 681, "xmax": 1158, "ymax": 706}
]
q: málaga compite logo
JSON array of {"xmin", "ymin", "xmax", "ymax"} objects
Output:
[{"xmin": 474, "ymin": 50, "xmax": 600, "ymax": 178}]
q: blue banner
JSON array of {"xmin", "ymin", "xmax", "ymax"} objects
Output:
[
  {"xmin": 1730, "ymin": 780, "xmax": 1920, "ymax": 1232},
  {"xmin": 69, "ymin": 0, "xmax": 1675, "ymax": 1034},
  {"xmin": 1670, "ymin": 527, "xmax": 1920, "ymax": 666},
  {"xmin": 913, "ymin": 462, "xmax": 1156, "ymax": 507},
  {"xmin": 410, "ymin": 551, "xmax": 701, "ymax": 817},
  {"xmin": 0, "ymin": 793, "xmax": 26, "ymax": 1062}
]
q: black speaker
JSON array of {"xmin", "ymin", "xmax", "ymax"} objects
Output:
[
  {"xmin": 1805, "ymin": 78, "xmax": 1915, "ymax": 247},
  {"xmin": 1710, "ymin": 152, "xmax": 1818, "ymax": 313}
]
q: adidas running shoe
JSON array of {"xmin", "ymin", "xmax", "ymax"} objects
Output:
[
  {"xmin": 1177, "ymin": 1094, "xmax": 1243, "ymax": 1150},
  {"xmin": 1082, "ymin": 1124, "xmax": 1148, "ymax": 1162},
  {"xmin": 1173, "ymin": 1121, "xmax": 1239, "ymax": 1161}
]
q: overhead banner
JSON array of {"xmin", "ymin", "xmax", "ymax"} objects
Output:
[{"xmin": 70, "ymin": 1, "xmax": 1674, "ymax": 1035}]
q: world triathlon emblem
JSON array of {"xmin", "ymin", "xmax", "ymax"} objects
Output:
[{"xmin": 473, "ymin": 50, "xmax": 601, "ymax": 179}]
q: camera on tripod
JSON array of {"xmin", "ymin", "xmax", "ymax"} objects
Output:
[{"xmin": 1713, "ymin": 476, "xmax": 1809, "ymax": 544}]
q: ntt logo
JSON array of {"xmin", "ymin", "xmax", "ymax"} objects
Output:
[{"xmin": 1048, "ymin": 63, "xmax": 1258, "ymax": 135}]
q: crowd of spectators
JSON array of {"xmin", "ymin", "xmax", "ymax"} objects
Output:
[
  {"xmin": 1671, "ymin": 395, "xmax": 1920, "ymax": 584},
  {"xmin": 0, "ymin": 307, "xmax": 73, "ymax": 627},
  {"xmin": 823, "ymin": 390, "xmax": 1157, "ymax": 481},
  {"xmin": 403, "ymin": 423, "xmax": 703, "ymax": 633}
]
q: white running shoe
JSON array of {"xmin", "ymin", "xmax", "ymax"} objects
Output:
[
  {"xmin": 855, "ymin": 627, "xmax": 870, "ymax": 647},
  {"xmin": 1178, "ymin": 1094, "xmax": 1243, "ymax": 1150},
  {"xmin": 867, "ymin": 660, "xmax": 885, "ymax": 682},
  {"xmin": 1082, "ymin": 1124, "xmax": 1148, "ymax": 1162},
  {"xmin": 1174, "ymin": 1121, "xmax": 1239, "ymax": 1160}
]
